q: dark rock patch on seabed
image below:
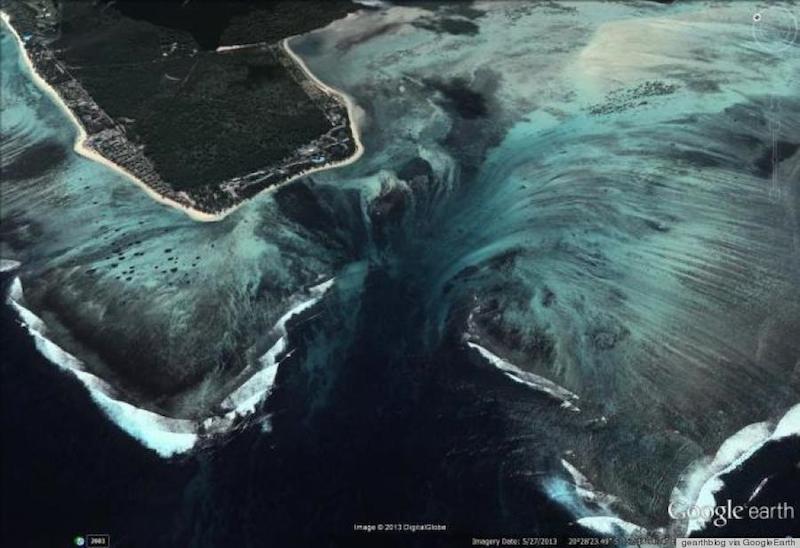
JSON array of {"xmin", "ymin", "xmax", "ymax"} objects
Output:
[
  {"xmin": 413, "ymin": 17, "xmax": 480, "ymax": 36},
  {"xmin": 336, "ymin": 22, "xmax": 404, "ymax": 51},
  {"xmin": 275, "ymin": 181, "xmax": 342, "ymax": 234},
  {"xmin": 397, "ymin": 156, "xmax": 434, "ymax": 186},
  {"xmin": 369, "ymin": 183, "xmax": 409, "ymax": 244},
  {"xmin": 0, "ymin": 215, "xmax": 45, "ymax": 250},
  {"xmin": 427, "ymin": 68, "xmax": 504, "ymax": 182},
  {"xmin": 754, "ymin": 140, "xmax": 799, "ymax": 177},
  {"xmin": 0, "ymin": 140, "xmax": 67, "ymax": 181},
  {"xmin": 443, "ymin": 4, "xmax": 488, "ymax": 21},
  {"xmin": 427, "ymin": 77, "xmax": 488, "ymax": 119},
  {"xmin": 274, "ymin": 182, "xmax": 368, "ymax": 256}
]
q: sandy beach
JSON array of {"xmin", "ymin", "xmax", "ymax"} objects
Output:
[
  {"xmin": 281, "ymin": 36, "xmax": 365, "ymax": 170},
  {"xmin": 1, "ymin": 11, "xmax": 365, "ymax": 223}
]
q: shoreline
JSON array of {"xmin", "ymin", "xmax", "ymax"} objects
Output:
[
  {"xmin": 0, "ymin": 12, "xmax": 222, "ymax": 223},
  {"xmin": 1, "ymin": 11, "xmax": 364, "ymax": 223},
  {"xmin": 281, "ymin": 36, "xmax": 365, "ymax": 171}
]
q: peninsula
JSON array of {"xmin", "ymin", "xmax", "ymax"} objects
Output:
[{"xmin": 1, "ymin": 0, "xmax": 363, "ymax": 221}]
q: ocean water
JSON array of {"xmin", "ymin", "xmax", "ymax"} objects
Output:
[{"xmin": 2, "ymin": 2, "xmax": 800, "ymax": 546}]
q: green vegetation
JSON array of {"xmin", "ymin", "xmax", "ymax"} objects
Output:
[{"xmin": 49, "ymin": 1, "xmax": 355, "ymax": 190}]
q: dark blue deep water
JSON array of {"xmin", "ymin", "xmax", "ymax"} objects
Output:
[
  {"xmin": 0, "ymin": 269, "xmax": 587, "ymax": 547},
  {"xmin": 3, "ymin": 267, "xmax": 798, "ymax": 546},
  {"xmin": 3, "ymin": 3, "xmax": 800, "ymax": 546}
]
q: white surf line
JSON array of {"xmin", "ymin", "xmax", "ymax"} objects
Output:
[
  {"xmin": 351, "ymin": 0, "xmax": 390, "ymax": 8},
  {"xmin": 671, "ymin": 403, "xmax": 800, "ymax": 535},
  {"xmin": 5, "ymin": 275, "xmax": 199, "ymax": 457},
  {"xmin": 558, "ymin": 459, "xmax": 647, "ymax": 537},
  {"xmin": 3, "ymin": 267, "xmax": 336, "ymax": 457},
  {"xmin": 561, "ymin": 459, "xmax": 617, "ymax": 507},
  {"xmin": 0, "ymin": 259, "xmax": 22, "ymax": 272},
  {"xmin": 465, "ymin": 340, "xmax": 581, "ymax": 412},
  {"xmin": 1, "ymin": 12, "xmax": 365, "ymax": 223},
  {"xmin": 218, "ymin": 278, "xmax": 335, "ymax": 417}
]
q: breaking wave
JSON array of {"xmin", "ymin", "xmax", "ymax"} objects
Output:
[
  {"xmin": 671, "ymin": 403, "xmax": 800, "ymax": 535},
  {"xmin": 3, "ymin": 263, "xmax": 334, "ymax": 457}
]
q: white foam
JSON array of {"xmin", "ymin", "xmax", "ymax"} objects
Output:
[
  {"xmin": 6, "ymin": 276, "xmax": 199, "ymax": 457},
  {"xmin": 672, "ymin": 404, "xmax": 800, "ymax": 535},
  {"xmin": 771, "ymin": 402, "xmax": 800, "ymax": 440},
  {"xmin": 561, "ymin": 459, "xmax": 617, "ymax": 507},
  {"xmin": 544, "ymin": 459, "xmax": 644, "ymax": 537},
  {"xmin": 0, "ymin": 258, "xmax": 21, "ymax": 272},
  {"xmin": 90, "ymin": 390, "xmax": 198, "ymax": 457},
  {"xmin": 713, "ymin": 422, "xmax": 773, "ymax": 469},
  {"xmin": 4, "ymin": 273, "xmax": 334, "ymax": 457},
  {"xmin": 466, "ymin": 340, "xmax": 580, "ymax": 411},
  {"xmin": 220, "ymin": 360, "xmax": 282, "ymax": 418},
  {"xmin": 685, "ymin": 421, "xmax": 772, "ymax": 534},
  {"xmin": 352, "ymin": 0, "xmax": 390, "ymax": 8},
  {"xmin": 220, "ymin": 279, "xmax": 334, "ymax": 417}
]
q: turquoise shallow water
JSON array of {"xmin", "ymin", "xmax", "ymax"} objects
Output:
[{"xmin": 2, "ymin": 1, "xmax": 799, "ymax": 537}]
